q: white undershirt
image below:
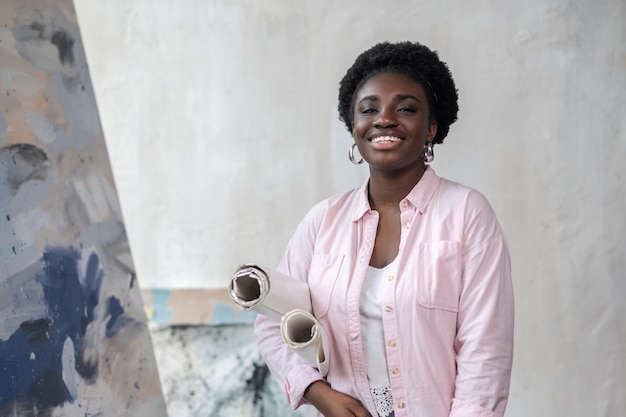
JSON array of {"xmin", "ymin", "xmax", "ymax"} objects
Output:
[{"xmin": 360, "ymin": 261, "xmax": 396, "ymax": 417}]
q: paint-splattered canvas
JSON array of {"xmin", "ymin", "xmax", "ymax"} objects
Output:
[
  {"xmin": 151, "ymin": 323, "xmax": 317, "ymax": 417},
  {"xmin": 0, "ymin": 1, "xmax": 167, "ymax": 416}
]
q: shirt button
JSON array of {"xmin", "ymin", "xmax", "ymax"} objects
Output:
[
  {"xmin": 388, "ymin": 340, "xmax": 397, "ymax": 347},
  {"xmin": 391, "ymin": 368, "xmax": 400, "ymax": 375},
  {"xmin": 397, "ymin": 402, "xmax": 405, "ymax": 409},
  {"xmin": 385, "ymin": 306, "xmax": 393, "ymax": 312},
  {"xmin": 403, "ymin": 223, "xmax": 410, "ymax": 229},
  {"xmin": 401, "ymin": 200, "xmax": 408, "ymax": 208},
  {"xmin": 387, "ymin": 274, "xmax": 394, "ymax": 281}
]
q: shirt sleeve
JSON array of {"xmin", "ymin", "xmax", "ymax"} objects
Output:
[
  {"xmin": 450, "ymin": 190, "xmax": 515, "ymax": 417},
  {"xmin": 253, "ymin": 201, "xmax": 328, "ymax": 409}
]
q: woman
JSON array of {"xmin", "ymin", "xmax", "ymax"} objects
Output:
[{"xmin": 255, "ymin": 41, "xmax": 514, "ymax": 417}]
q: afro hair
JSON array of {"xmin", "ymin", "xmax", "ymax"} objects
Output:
[{"xmin": 338, "ymin": 41, "xmax": 459, "ymax": 145}]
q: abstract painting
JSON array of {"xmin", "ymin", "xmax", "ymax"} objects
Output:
[
  {"xmin": 151, "ymin": 323, "xmax": 317, "ymax": 417},
  {"xmin": 0, "ymin": 1, "xmax": 167, "ymax": 415}
]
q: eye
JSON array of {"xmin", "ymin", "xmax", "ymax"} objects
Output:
[
  {"xmin": 398, "ymin": 106, "xmax": 416, "ymax": 113},
  {"xmin": 360, "ymin": 107, "xmax": 377, "ymax": 114}
]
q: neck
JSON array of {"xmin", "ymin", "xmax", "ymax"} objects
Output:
[{"xmin": 368, "ymin": 164, "xmax": 427, "ymax": 210}]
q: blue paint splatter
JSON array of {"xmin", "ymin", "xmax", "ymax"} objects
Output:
[
  {"xmin": 38, "ymin": 247, "xmax": 98, "ymax": 383},
  {"xmin": 150, "ymin": 289, "xmax": 173, "ymax": 325},
  {"xmin": 0, "ymin": 318, "xmax": 68, "ymax": 407},
  {"xmin": 105, "ymin": 296, "xmax": 133, "ymax": 337},
  {"xmin": 211, "ymin": 302, "xmax": 236, "ymax": 323},
  {"xmin": 212, "ymin": 302, "xmax": 257, "ymax": 324},
  {"xmin": 84, "ymin": 252, "xmax": 104, "ymax": 322},
  {"xmin": 0, "ymin": 246, "xmax": 133, "ymax": 412}
]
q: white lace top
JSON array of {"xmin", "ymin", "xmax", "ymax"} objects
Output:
[{"xmin": 360, "ymin": 262, "xmax": 396, "ymax": 417}]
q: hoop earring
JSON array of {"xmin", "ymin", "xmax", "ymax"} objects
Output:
[
  {"xmin": 422, "ymin": 142, "xmax": 434, "ymax": 164},
  {"xmin": 349, "ymin": 143, "xmax": 364, "ymax": 165}
]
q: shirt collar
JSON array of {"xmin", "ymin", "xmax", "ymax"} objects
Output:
[{"xmin": 351, "ymin": 166, "xmax": 441, "ymax": 222}]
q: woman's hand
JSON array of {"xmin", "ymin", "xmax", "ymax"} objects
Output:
[{"xmin": 304, "ymin": 381, "xmax": 372, "ymax": 417}]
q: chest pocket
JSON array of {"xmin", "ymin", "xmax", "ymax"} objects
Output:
[
  {"xmin": 417, "ymin": 241, "xmax": 462, "ymax": 312},
  {"xmin": 307, "ymin": 253, "xmax": 344, "ymax": 319}
]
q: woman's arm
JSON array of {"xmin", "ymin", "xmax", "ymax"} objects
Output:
[
  {"xmin": 304, "ymin": 381, "xmax": 372, "ymax": 417},
  {"xmin": 450, "ymin": 192, "xmax": 515, "ymax": 417},
  {"xmin": 253, "ymin": 201, "xmax": 328, "ymax": 409}
]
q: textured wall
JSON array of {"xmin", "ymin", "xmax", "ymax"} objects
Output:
[{"xmin": 74, "ymin": 0, "xmax": 626, "ymax": 416}]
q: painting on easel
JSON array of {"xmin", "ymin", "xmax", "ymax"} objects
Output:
[{"xmin": 0, "ymin": 1, "xmax": 167, "ymax": 415}]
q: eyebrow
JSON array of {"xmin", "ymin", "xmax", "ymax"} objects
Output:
[{"xmin": 358, "ymin": 94, "xmax": 422, "ymax": 104}]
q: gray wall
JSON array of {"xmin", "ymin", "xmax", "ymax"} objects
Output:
[{"xmin": 75, "ymin": 1, "xmax": 626, "ymax": 416}]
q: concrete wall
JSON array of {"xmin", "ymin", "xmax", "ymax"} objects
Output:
[{"xmin": 74, "ymin": 1, "xmax": 626, "ymax": 416}]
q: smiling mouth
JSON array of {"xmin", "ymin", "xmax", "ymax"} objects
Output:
[{"xmin": 370, "ymin": 136, "xmax": 402, "ymax": 143}]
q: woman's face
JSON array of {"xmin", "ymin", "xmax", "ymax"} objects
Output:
[{"xmin": 351, "ymin": 73, "xmax": 437, "ymax": 173}]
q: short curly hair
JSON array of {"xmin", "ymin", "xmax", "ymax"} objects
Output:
[{"xmin": 338, "ymin": 41, "xmax": 459, "ymax": 145}]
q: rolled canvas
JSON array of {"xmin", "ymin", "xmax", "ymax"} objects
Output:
[
  {"xmin": 229, "ymin": 264, "xmax": 312, "ymax": 321},
  {"xmin": 229, "ymin": 265, "xmax": 330, "ymax": 376},
  {"xmin": 280, "ymin": 309, "xmax": 330, "ymax": 377}
]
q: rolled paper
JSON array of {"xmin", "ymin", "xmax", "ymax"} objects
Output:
[
  {"xmin": 229, "ymin": 264, "xmax": 312, "ymax": 321},
  {"xmin": 280, "ymin": 309, "xmax": 330, "ymax": 377}
]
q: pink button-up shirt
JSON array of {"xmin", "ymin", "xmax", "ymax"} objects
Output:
[{"xmin": 254, "ymin": 168, "xmax": 514, "ymax": 417}]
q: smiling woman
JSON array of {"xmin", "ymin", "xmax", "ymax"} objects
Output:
[
  {"xmin": 71, "ymin": 2, "xmax": 626, "ymax": 415},
  {"xmin": 351, "ymin": 73, "xmax": 437, "ymax": 184},
  {"xmin": 254, "ymin": 41, "xmax": 514, "ymax": 417}
]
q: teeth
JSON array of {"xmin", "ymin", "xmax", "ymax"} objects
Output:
[{"xmin": 371, "ymin": 136, "xmax": 401, "ymax": 143}]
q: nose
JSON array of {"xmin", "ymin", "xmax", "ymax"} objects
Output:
[{"xmin": 374, "ymin": 107, "xmax": 398, "ymax": 128}]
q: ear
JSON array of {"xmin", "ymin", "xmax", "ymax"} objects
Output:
[{"xmin": 427, "ymin": 120, "xmax": 438, "ymax": 142}]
